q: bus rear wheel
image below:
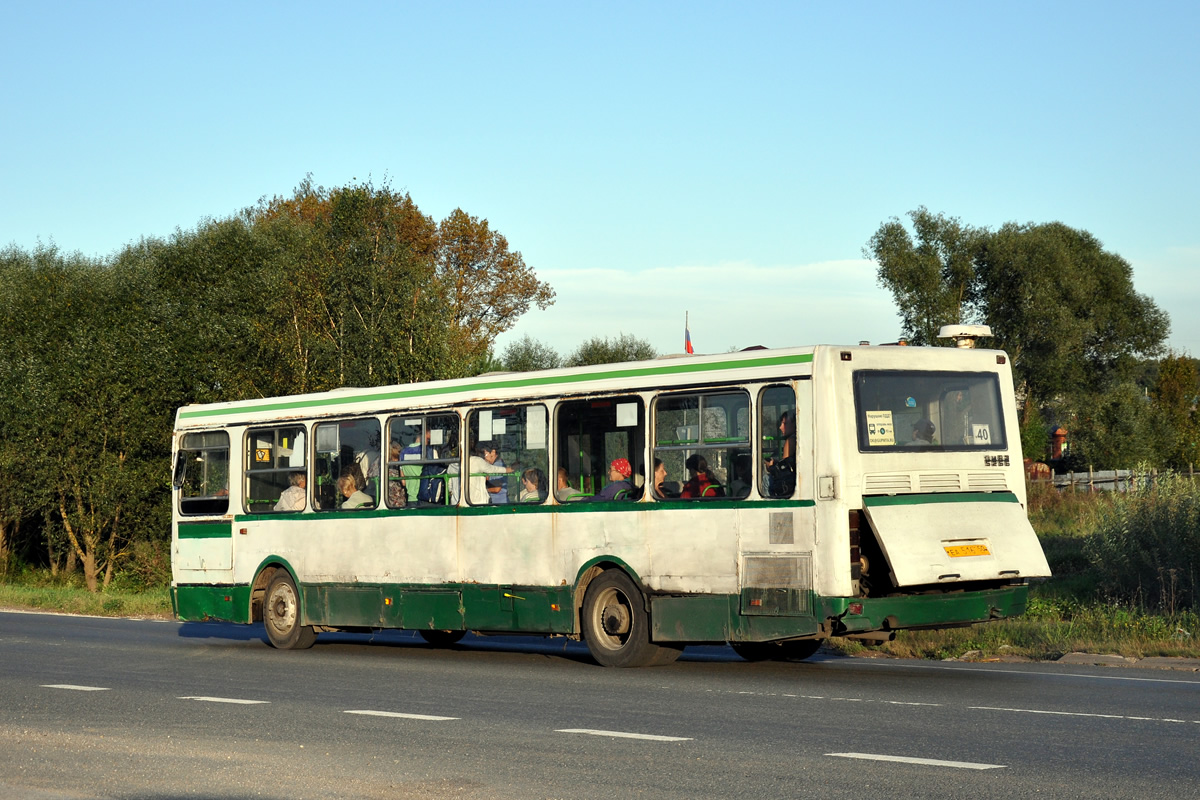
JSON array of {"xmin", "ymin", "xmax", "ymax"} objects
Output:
[
  {"xmin": 582, "ymin": 570, "xmax": 681, "ymax": 668},
  {"xmin": 731, "ymin": 639, "xmax": 821, "ymax": 662},
  {"xmin": 264, "ymin": 571, "xmax": 317, "ymax": 650}
]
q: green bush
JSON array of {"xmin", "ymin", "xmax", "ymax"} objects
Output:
[{"xmin": 1083, "ymin": 472, "xmax": 1200, "ymax": 612}]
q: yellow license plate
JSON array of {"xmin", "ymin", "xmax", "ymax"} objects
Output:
[{"xmin": 944, "ymin": 544, "xmax": 991, "ymax": 558}]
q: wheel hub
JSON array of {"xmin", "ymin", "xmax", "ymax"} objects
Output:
[{"xmin": 601, "ymin": 602, "xmax": 631, "ymax": 636}]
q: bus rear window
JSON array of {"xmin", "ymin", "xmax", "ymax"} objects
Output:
[{"xmin": 853, "ymin": 371, "xmax": 1006, "ymax": 451}]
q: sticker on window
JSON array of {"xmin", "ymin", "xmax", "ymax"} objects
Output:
[
  {"xmin": 972, "ymin": 424, "xmax": 992, "ymax": 446},
  {"xmin": 866, "ymin": 411, "xmax": 895, "ymax": 446}
]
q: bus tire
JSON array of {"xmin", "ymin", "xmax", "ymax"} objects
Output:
[
  {"xmin": 731, "ymin": 639, "xmax": 821, "ymax": 662},
  {"xmin": 582, "ymin": 570, "xmax": 680, "ymax": 668},
  {"xmin": 264, "ymin": 571, "xmax": 317, "ymax": 650},
  {"xmin": 419, "ymin": 629, "xmax": 466, "ymax": 647}
]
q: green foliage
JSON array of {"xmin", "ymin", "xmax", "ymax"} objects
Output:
[
  {"xmin": 0, "ymin": 177, "xmax": 554, "ymax": 589},
  {"xmin": 867, "ymin": 209, "xmax": 1170, "ymax": 469},
  {"xmin": 1152, "ymin": 353, "xmax": 1200, "ymax": 470},
  {"xmin": 864, "ymin": 207, "xmax": 987, "ymax": 345},
  {"xmin": 501, "ymin": 334, "xmax": 562, "ymax": 372},
  {"xmin": 565, "ymin": 333, "xmax": 657, "ymax": 367},
  {"xmin": 1083, "ymin": 473, "xmax": 1200, "ymax": 613}
]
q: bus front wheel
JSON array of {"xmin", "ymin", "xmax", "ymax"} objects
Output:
[
  {"xmin": 582, "ymin": 570, "xmax": 681, "ymax": 668},
  {"xmin": 264, "ymin": 571, "xmax": 317, "ymax": 650}
]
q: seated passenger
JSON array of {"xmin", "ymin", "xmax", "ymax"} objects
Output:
[
  {"xmin": 652, "ymin": 457, "xmax": 679, "ymax": 498},
  {"xmin": 274, "ymin": 471, "xmax": 307, "ymax": 512},
  {"xmin": 338, "ymin": 465, "xmax": 373, "ymax": 509},
  {"xmin": 907, "ymin": 418, "xmax": 936, "ymax": 445},
  {"xmin": 555, "ymin": 467, "xmax": 581, "ymax": 502},
  {"xmin": 593, "ymin": 458, "xmax": 633, "ymax": 501},
  {"xmin": 729, "ymin": 453, "xmax": 753, "ymax": 498},
  {"xmin": 680, "ymin": 454, "xmax": 725, "ymax": 498},
  {"xmin": 386, "ymin": 441, "xmax": 408, "ymax": 507},
  {"xmin": 519, "ymin": 467, "xmax": 548, "ymax": 502}
]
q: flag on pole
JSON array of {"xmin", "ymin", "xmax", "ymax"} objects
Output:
[{"xmin": 685, "ymin": 312, "xmax": 694, "ymax": 354}]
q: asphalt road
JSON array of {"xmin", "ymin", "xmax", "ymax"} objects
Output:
[{"xmin": 1, "ymin": 610, "xmax": 1198, "ymax": 799}]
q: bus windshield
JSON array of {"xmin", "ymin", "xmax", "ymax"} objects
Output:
[{"xmin": 853, "ymin": 370, "xmax": 1006, "ymax": 451}]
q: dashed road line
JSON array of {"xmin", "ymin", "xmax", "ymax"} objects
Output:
[
  {"xmin": 556, "ymin": 728, "xmax": 692, "ymax": 742},
  {"xmin": 828, "ymin": 752, "xmax": 1006, "ymax": 770},
  {"xmin": 345, "ymin": 710, "xmax": 459, "ymax": 721},
  {"xmin": 177, "ymin": 696, "xmax": 269, "ymax": 705},
  {"xmin": 41, "ymin": 684, "xmax": 110, "ymax": 691},
  {"xmin": 970, "ymin": 706, "xmax": 1197, "ymax": 724}
]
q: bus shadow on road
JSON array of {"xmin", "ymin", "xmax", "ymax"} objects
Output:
[{"xmin": 175, "ymin": 622, "xmax": 758, "ymax": 664}]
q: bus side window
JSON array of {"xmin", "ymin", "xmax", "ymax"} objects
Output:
[
  {"xmin": 653, "ymin": 390, "xmax": 750, "ymax": 501},
  {"xmin": 386, "ymin": 413, "xmax": 460, "ymax": 507},
  {"xmin": 555, "ymin": 396, "xmax": 645, "ymax": 502},
  {"xmin": 312, "ymin": 418, "xmax": 380, "ymax": 511},
  {"xmin": 461, "ymin": 405, "xmax": 549, "ymax": 506},
  {"xmin": 245, "ymin": 425, "xmax": 308, "ymax": 513},
  {"xmin": 177, "ymin": 431, "xmax": 230, "ymax": 516},
  {"xmin": 760, "ymin": 385, "xmax": 797, "ymax": 498}
]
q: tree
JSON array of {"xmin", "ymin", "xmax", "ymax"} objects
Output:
[
  {"xmin": 865, "ymin": 207, "xmax": 987, "ymax": 345},
  {"xmin": 867, "ymin": 210, "xmax": 1170, "ymax": 468},
  {"xmin": 501, "ymin": 334, "xmax": 562, "ymax": 372},
  {"xmin": 977, "ymin": 221, "xmax": 1169, "ymax": 413},
  {"xmin": 436, "ymin": 209, "xmax": 555, "ymax": 371},
  {"xmin": 1151, "ymin": 353, "xmax": 1200, "ymax": 470},
  {"xmin": 566, "ymin": 334, "xmax": 657, "ymax": 367}
]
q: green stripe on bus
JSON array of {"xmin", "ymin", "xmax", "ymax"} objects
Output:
[
  {"xmin": 178, "ymin": 352, "xmax": 814, "ymax": 420},
  {"xmin": 233, "ymin": 497, "xmax": 817, "ymax": 522},
  {"xmin": 177, "ymin": 522, "xmax": 234, "ymax": 539},
  {"xmin": 862, "ymin": 492, "xmax": 1017, "ymax": 508}
]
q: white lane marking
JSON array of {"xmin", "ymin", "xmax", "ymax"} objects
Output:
[
  {"xmin": 828, "ymin": 752, "xmax": 1005, "ymax": 770},
  {"xmin": 556, "ymin": 728, "xmax": 693, "ymax": 742},
  {"xmin": 178, "ymin": 696, "xmax": 269, "ymax": 705},
  {"xmin": 971, "ymin": 706, "xmax": 1195, "ymax": 724},
  {"xmin": 345, "ymin": 710, "xmax": 459, "ymax": 721},
  {"xmin": 41, "ymin": 684, "xmax": 110, "ymax": 691},
  {"xmin": 856, "ymin": 660, "xmax": 1200, "ymax": 685}
]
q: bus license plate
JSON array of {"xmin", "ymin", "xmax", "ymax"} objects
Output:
[{"xmin": 944, "ymin": 544, "xmax": 991, "ymax": 558}]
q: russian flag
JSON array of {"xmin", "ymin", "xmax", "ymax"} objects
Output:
[{"xmin": 685, "ymin": 324, "xmax": 694, "ymax": 354}]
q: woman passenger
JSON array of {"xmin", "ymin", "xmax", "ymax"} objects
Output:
[{"xmin": 680, "ymin": 454, "xmax": 724, "ymax": 498}]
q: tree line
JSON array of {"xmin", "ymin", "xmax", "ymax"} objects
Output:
[
  {"xmin": 0, "ymin": 178, "xmax": 554, "ymax": 589},
  {"xmin": 867, "ymin": 207, "xmax": 1198, "ymax": 472}
]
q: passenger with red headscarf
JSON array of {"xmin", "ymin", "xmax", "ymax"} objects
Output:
[{"xmin": 593, "ymin": 458, "xmax": 634, "ymax": 501}]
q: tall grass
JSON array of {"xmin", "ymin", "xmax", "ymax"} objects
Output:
[{"xmin": 1082, "ymin": 472, "xmax": 1200, "ymax": 613}]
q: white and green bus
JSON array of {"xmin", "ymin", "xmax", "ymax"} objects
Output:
[{"xmin": 171, "ymin": 333, "xmax": 1050, "ymax": 666}]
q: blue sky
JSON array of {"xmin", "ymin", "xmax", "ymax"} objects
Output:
[{"xmin": 3, "ymin": 1, "xmax": 1197, "ymax": 357}]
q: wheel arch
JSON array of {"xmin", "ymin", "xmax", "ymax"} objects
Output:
[
  {"xmin": 572, "ymin": 555, "xmax": 647, "ymax": 634},
  {"xmin": 250, "ymin": 555, "xmax": 302, "ymax": 624}
]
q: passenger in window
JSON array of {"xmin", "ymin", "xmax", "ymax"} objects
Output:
[
  {"xmin": 652, "ymin": 458, "xmax": 679, "ymax": 498},
  {"xmin": 338, "ymin": 465, "xmax": 374, "ymax": 509},
  {"xmin": 464, "ymin": 443, "xmax": 515, "ymax": 504},
  {"xmin": 488, "ymin": 454, "xmax": 510, "ymax": 504},
  {"xmin": 555, "ymin": 467, "xmax": 581, "ymax": 502},
  {"xmin": 907, "ymin": 418, "xmax": 936, "ymax": 446},
  {"xmin": 274, "ymin": 471, "xmax": 307, "ymax": 512},
  {"xmin": 520, "ymin": 467, "xmax": 548, "ymax": 503},
  {"xmin": 680, "ymin": 454, "xmax": 725, "ymax": 498},
  {"xmin": 729, "ymin": 453, "xmax": 753, "ymax": 498},
  {"xmin": 593, "ymin": 458, "xmax": 634, "ymax": 501},
  {"xmin": 386, "ymin": 441, "xmax": 408, "ymax": 508},
  {"xmin": 765, "ymin": 412, "xmax": 797, "ymax": 497}
]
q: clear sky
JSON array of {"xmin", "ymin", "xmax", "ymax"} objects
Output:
[{"xmin": 3, "ymin": 1, "xmax": 1197, "ymax": 358}]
